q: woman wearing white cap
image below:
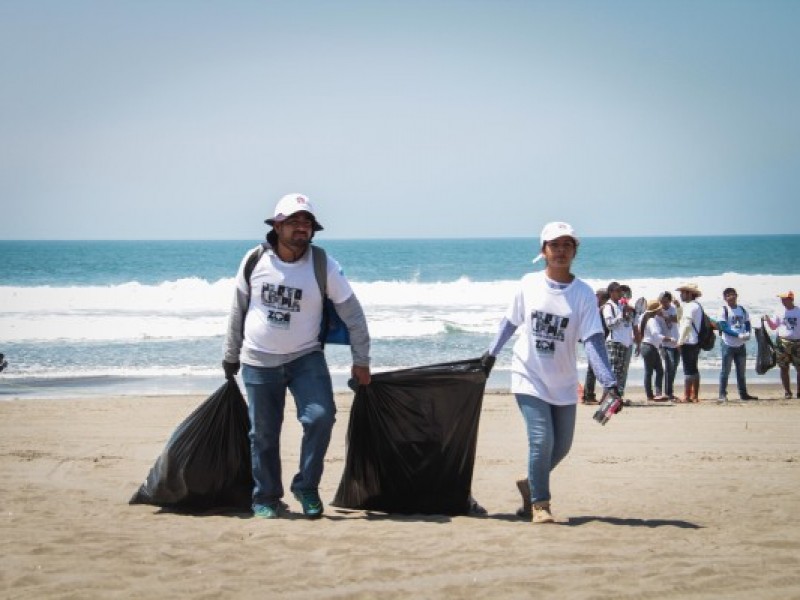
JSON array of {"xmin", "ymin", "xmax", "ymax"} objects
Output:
[{"xmin": 481, "ymin": 222, "xmax": 620, "ymax": 524}]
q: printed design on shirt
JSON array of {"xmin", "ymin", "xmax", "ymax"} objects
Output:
[
  {"xmin": 729, "ymin": 313, "xmax": 744, "ymax": 332},
  {"xmin": 530, "ymin": 310, "xmax": 569, "ymax": 356},
  {"xmin": 261, "ymin": 283, "xmax": 303, "ymax": 330},
  {"xmin": 787, "ymin": 317, "xmax": 797, "ymax": 333}
]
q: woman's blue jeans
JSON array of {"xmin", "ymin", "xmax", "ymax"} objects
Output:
[
  {"xmin": 516, "ymin": 394, "xmax": 576, "ymax": 505},
  {"xmin": 641, "ymin": 342, "xmax": 664, "ymax": 398},
  {"xmin": 242, "ymin": 352, "xmax": 336, "ymax": 507}
]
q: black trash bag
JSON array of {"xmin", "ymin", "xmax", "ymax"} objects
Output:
[
  {"xmin": 129, "ymin": 380, "xmax": 253, "ymax": 511},
  {"xmin": 755, "ymin": 321, "xmax": 777, "ymax": 375},
  {"xmin": 332, "ymin": 358, "xmax": 487, "ymax": 516}
]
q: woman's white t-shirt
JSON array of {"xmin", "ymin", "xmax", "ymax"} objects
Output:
[{"xmin": 505, "ymin": 271, "xmax": 603, "ymax": 405}]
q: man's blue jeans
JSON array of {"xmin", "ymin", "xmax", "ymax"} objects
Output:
[
  {"xmin": 719, "ymin": 343, "xmax": 747, "ymax": 398},
  {"xmin": 516, "ymin": 394, "xmax": 576, "ymax": 505},
  {"xmin": 242, "ymin": 352, "xmax": 336, "ymax": 507}
]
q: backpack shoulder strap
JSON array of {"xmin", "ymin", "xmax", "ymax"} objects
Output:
[
  {"xmin": 311, "ymin": 245, "xmax": 327, "ymax": 299},
  {"xmin": 691, "ymin": 301, "xmax": 703, "ymax": 334},
  {"xmin": 244, "ymin": 243, "xmax": 268, "ymax": 288}
]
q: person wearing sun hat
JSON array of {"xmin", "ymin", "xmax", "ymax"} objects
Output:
[
  {"xmin": 223, "ymin": 193, "xmax": 372, "ymax": 520},
  {"xmin": 638, "ymin": 300, "xmax": 674, "ymax": 401},
  {"xmin": 676, "ymin": 282, "xmax": 704, "ymax": 402},
  {"xmin": 481, "ymin": 221, "xmax": 620, "ymax": 524},
  {"xmin": 764, "ymin": 291, "xmax": 800, "ymax": 399}
]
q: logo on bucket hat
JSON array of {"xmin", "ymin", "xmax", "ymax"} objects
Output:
[{"xmin": 265, "ymin": 193, "xmax": 324, "ymax": 231}]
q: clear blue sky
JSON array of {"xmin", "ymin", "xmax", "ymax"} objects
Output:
[{"xmin": 1, "ymin": 0, "xmax": 798, "ymax": 240}]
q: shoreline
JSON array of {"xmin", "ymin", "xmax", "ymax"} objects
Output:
[{"xmin": 0, "ymin": 367, "xmax": 785, "ymax": 401}]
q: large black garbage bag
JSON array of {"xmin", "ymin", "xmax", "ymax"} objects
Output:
[
  {"xmin": 129, "ymin": 380, "xmax": 253, "ymax": 511},
  {"xmin": 332, "ymin": 358, "xmax": 487, "ymax": 516},
  {"xmin": 755, "ymin": 322, "xmax": 777, "ymax": 375}
]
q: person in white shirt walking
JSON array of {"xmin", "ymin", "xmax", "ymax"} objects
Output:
[
  {"xmin": 223, "ymin": 193, "xmax": 371, "ymax": 520},
  {"xmin": 481, "ymin": 222, "xmax": 619, "ymax": 525}
]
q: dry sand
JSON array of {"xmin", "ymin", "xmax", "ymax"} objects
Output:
[{"xmin": 2, "ymin": 384, "xmax": 800, "ymax": 599}]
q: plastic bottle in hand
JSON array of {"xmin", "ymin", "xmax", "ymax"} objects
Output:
[{"xmin": 593, "ymin": 388, "xmax": 623, "ymax": 426}]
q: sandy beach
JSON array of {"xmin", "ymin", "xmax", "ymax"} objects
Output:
[{"xmin": 2, "ymin": 383, "xmax": 799, "ymax": 599}]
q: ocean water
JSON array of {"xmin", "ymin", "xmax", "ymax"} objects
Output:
[{"xmin": 1, "ymin": 235, "xmax": 797, "ymax": 399}]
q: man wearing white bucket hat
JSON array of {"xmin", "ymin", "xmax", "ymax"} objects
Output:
[{"xmin": 223, "ymin": 193, "xmax": 371, "ymax": 520}]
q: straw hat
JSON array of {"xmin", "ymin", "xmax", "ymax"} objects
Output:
[
  {"xmin": 676, "ymin": 282, "xmax": 702, "ymax": 297},
  {"xmin": 644, "ymin": 299, "xmax": 662, "ymax": 313}
]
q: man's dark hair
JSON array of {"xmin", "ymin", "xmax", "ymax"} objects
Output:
[
  {"xmin": 723, "ymin": 287, "xmax": 737, "ymax": 297},
  {"xmin": 607, "ymin": 281, "xmax": 621, "ymax": 293}
]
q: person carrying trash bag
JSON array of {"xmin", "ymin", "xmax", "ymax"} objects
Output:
[{"xmin": 223, "ymin": 193, "xmax": 371, "ymax": 520}]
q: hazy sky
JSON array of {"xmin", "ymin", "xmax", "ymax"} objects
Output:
[{"xmin": 2, "ymin": 0, "xmax": 798, "ymax": 240}]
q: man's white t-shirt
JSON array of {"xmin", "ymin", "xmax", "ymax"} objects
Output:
[
  {"xmin": 661, "ymin": 305, "xmax": 679, "ymax": 349},
  {"xmin": 602, "ymin": 301, "xmax": 634, "ymax": 347},
  {"xmin": 505, "ymin": 271, "xmax": 603, "ymax": 405},
  {"xmin": 775, "ymin": 307, "xmax": 800, "ymax": 340},
  {"xmin": 718, "ymin": 304, "xmax": 748, "ymax": 348},
  {"xmin": 678, "ymin": 300, "xmax": 702, "ymax": 345},
  {"xmin": 237, "ymin": 248, "xmax": 353, "ymax": 356}
]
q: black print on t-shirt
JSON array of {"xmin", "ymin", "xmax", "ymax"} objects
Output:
[
  {"xmin": 261, "ymin": 283, "xmax": 303, "ymax": 330},
  {"xmin": 787, "ymin": 317, "xmax": 797, "ymax": 333},
  {"xmin": 530, "ymin": 310, "xmax": 569, "ymax": 356}
]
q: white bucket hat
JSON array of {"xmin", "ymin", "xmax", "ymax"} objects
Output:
[
  {"xmin": 265, "ymin": 193, "xmax": 324, "ymax": 231},
  {"xmin": 532, "ymin": 221, "xmax": 579, "ymax": 264}
]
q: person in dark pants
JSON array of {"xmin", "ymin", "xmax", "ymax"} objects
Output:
[{"xmin": 676, "ymin": 282, "xmax": 703, "ymax": 403}]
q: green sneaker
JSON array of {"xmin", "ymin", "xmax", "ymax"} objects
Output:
[
  {"xmin": 252, "ymin": 501, "xmax": 284, "ymax": 519},
  {"xmin": 293, "ymin": 489, "xmax": 324, "ymax": 519}
]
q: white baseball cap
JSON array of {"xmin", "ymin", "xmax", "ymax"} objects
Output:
[
  {"xmin": 532, "ymin": 221, "xmax": 579, "ymax": 263},
  {"xmin": 265, "ymin": 193, "xmax": 324, "ymax": 231}
]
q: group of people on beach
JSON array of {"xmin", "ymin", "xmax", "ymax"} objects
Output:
[
  {"xmin": 581, "ymin": 281, "xmax": 799, "ymax": 405},
  {"xmin": 222, "ymin": 193, "xmax": 800, "ymax": 525}
]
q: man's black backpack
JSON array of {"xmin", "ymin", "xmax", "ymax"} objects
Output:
[
  {"xmin": 692, "ymin": 302, "xmax": 716, "ymax": 352},
  {"xmin": 242, "ymin": 243, "xmax": 350, "ymax": 347}
]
